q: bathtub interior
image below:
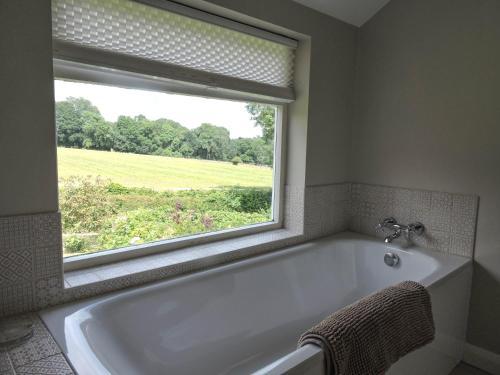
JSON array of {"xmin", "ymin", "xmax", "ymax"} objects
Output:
[{"xmin": 41, "ymin": 233, "xmax": 471, "ymax": 375}]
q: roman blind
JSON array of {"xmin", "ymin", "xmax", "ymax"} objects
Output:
[{"xmin": 51, "ymin": 0, "xmax": 297, "ymax": 101}]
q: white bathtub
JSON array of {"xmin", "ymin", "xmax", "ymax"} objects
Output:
[{"xmin": 41, "ymin": 232, "xmax": 472, "ymax": 375}]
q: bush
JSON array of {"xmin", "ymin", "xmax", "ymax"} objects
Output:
[
  {"xmin": 59, "ymin": 175, "xmax": 117, "ymax": 232},
  {"xmin": 231, "ymin": 156, "xmax": 242, "ymax": 165},
  {"xmin": 64, "ymin": 236, "xmax": 86, "ymax": 253},
  {"xmin": 191, "ymin": 187, "xmax": 272, "ymax": 213},
  {"xmin": 60, "ymin": 182, "xmax": 273, "ymax": 255},
  {"xmin": 227, "ymin": 187, "xmax": 272, "ymax": 212},
  {"xmin": 106, "ymin": 182, "xmax": 130, "ymax": 195},
  {"xmin": 97, "ymin": 208, "xmax": 173, "ymax": 249}
]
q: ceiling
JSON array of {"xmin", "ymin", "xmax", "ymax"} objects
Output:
[{"xmin": 292, "ymin": 0, "xmax": 391, "ymax": 27}]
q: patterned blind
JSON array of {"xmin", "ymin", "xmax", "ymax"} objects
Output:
[{"xmin": 51, "ymin": 0, "xmax": 296, "ymax": 88}]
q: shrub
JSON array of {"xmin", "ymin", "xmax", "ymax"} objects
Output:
[
  {"xmin": 231, "ymin": 156, "xmax": 242, "ymax": 165},
  {"xmin": 228, "ymin": 187, "xmax": 272, "ymax": 212},
  {"xmin": 64, "ymin": 236, "xmax": 86, "ymax": 254},
  {"xmin": 97, "ymin": 208, "xmax": 174, "ymax": 249},
  {"xmin": 191, "ymin": 187, "xmax": 272, "ymax": 213},
  {"xmin": 60, "ymin": 181, "xmax": 273, "ymax": 254},
  {"xmin": 106, "ymin": 182, "xmax": 130, "ymax": 195},
  {"xmin": 59, "ymin": 175, "xmax": 117, "ymax": 232},
  {"xmin": 201, "ymin": 214, "xmax": 214, "ymax": 229}
]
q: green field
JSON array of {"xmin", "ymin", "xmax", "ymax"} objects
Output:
[
  {"xmin": 58, "ymin": 147, "xmax": 272, "ymax": 190},
  {"xmin": 58, "ymin": 147, "xmax": 273, "ymax": 256}
]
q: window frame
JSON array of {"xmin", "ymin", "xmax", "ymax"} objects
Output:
[{"xmin": 56, "ymin": 61, "xmax": 288, "ymax": 272}]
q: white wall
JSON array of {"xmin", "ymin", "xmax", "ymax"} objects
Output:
[
  {"xmin": 0, "ymin": 0, "xmax": 58, "ymax": 216},
  {"xmin": 352, "ymin": 0, "xmax": 500, "ymax": 355}
]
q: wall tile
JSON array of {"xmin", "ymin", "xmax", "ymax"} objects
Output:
[
  {"xmin": 0, "ymin": 250, "xmax": 33, "ymax": 287},
  {"xmin": 0, "ymin": 213, "xmax": 63, "ymax": 318},
  {"xmin": 349, "ymin": 183, "xmax": 478, "ymax": 257},
  {"xmin": 451, "ymin": 194, "xmax": 479, "ymax": 237},
  {"xmin": 450, "ymin": 235, "xmax": 476, "ymax": 257},
  {"xmin": 34, "ymin": 277, "xmax": 64, "ymax": 310},
  {"xmin": 0, "ymin": 285, "xmax": 33, "ymax": 317},
  {"xmin": 283, "ymin": 185, "xmax": 305, "ymax": 234},
  {"xmin": 304, "ymin": 183, "xmax": 351, "ymax": 239}
]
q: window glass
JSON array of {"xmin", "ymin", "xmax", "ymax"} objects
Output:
[{"xmin": 55, "ymin": 79, "xmax": 278, "ymax": 257}]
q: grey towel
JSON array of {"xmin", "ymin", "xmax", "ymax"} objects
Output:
[{"xmin": 298, "ymin": 281, "xmax": 435, "ymax": 375}]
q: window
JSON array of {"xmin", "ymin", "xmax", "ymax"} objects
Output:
[
  {"xmin": 55, "ymin": 78, "xmax": 282, "ymax": 257},
  {"xmin": 51, "ymin": 0, "xmax": 295, "ymax": 264}
]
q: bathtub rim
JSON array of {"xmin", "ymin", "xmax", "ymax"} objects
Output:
[
  {"xmin": 41, "ymin": 231, "xmax": 471, "ymax": 328},
  {"xmin": 45, "ymin": 232, "xmax": 470, "ymax": 317}
]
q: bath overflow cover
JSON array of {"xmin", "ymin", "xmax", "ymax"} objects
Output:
[{"xmin": 384, "ymin": 252, "xmax": 399, "ymax": 267}]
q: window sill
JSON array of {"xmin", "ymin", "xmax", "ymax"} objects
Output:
[
  {"xmin": 64, "ymin": 228, "xmax": 302, "ymax": 289},
  {"xmin": 64, "ymin": 221, "xmax": 283, "ymax": 272}
]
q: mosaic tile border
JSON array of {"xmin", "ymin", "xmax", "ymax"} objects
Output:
[
  {"xmin": 304, "ymin": 183, "xmax": 351, "ymax": 239},
  {"xmin": 0, "ymin": 314, "xmax": 73, "ymax": 375},
  {"xmin": 349, "ymin": 183, "xmax": 479, "ymax": 257},
  {"xmin": 0, "ymin": 213, "xmax": 62, "ymax": 318}
]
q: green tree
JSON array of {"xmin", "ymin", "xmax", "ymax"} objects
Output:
[
  {"xmin": 192, "ymin": 123, "xmax": 231, "ymax": 160},
  {"xmin": 82, "ymin": 113, "xmax": 114, "ymax": 150},
  {"xmin": 113, "ymin": 115, "xmax": 157, "ymax": 154},
  {"xmin": 245, "ymin": 103, "xmax": 276, "ymax": 144},
  {"xmin": 113, "ymin": 116, "xmax": 193, "ymax": 156},
  {"xmin": 56, "ymin": 97, "xmax": 103, "ymax": 147},
  {"xmin": 232, "ymin": 137, "xmax": 273, "ymax": 166},
  {"xmin": 55, "ymin": 97, "xmax": 276, "ymax": 166},
  {"xmin": 151, "ymin": 118, "xmax": 191, "ymax": 156}
]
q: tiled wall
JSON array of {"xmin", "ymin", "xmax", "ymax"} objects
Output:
[
  {"xmin": 0, "ymin": 183, "xmax": 478, "ymax": 319},
  {"xmin": 350, "ymin": 183, "xmax": 479, "ymax": 257},
  {"xmin": 0, "ymin": 214, "xmax": 63, "ymax": 317},
  {"xmin": 304, "ymin": 183, "xmax": 351, "ymax": 239}
]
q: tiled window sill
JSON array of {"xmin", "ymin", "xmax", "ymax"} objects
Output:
[{"xmin": 64, "ymin": 229, "xmax": 302, "ymax": 289}]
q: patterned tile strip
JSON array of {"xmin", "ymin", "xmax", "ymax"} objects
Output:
[
  {"xmin": 349, "ymin": 183, "xmax": 478, "ymax": 257},
  {"xmin": 0, "ymin": 213, "xmax": 62, "ymax": 318}
]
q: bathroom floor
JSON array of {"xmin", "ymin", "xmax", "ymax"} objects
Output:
[{"xmin": 450, "ymin": 363, "xmax": 492, "ymax": 375}]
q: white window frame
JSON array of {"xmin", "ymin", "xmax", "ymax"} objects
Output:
[{"xmin": 56, "ymin": 60, "xmax": 288, "ymax": 272}]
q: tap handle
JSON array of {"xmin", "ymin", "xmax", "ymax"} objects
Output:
[
  {"xmin": 408, "ymin": 222, "xmax": 425, "ymax": 236},
  {"xmin": 375, "ymin": 217, "xmax": 397, "ymax": 231}
]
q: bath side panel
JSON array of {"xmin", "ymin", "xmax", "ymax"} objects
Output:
[{"xmin": 388, "ymin": 263, "xmax": 473, "ymax": 375}]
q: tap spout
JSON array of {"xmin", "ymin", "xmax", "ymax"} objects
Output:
[
  {"xmin": 376, "ymin": 217, "xmax": 425, "ymax": 245},
  {"xmin": 384, "ymin": 228, "xmax": 402, "ymax": 243}
]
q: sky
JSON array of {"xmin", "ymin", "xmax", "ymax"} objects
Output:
[{"xmin": 54, "ymin": 80, "xmax": 263, "ymax": 139}]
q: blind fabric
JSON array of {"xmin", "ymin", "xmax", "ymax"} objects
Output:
[{"xmin": 52, "ymin": 0, "xmax": 296, "ymax": 89}]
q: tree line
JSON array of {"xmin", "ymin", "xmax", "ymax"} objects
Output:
[{"xmin": 55, "ymin": 97, "xmax": 275, "ymax": 166}]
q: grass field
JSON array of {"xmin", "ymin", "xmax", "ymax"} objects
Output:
[
  {"xmin": 58, "ymin": 147, "xmax": 273, "ymax": 190},
  {"xmin": 58, "ymin": 147, "xmax": 273, "ymax": 256}
]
